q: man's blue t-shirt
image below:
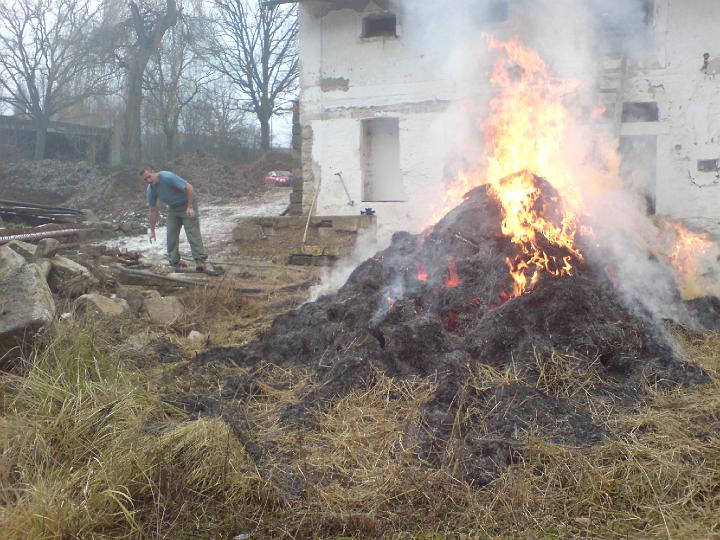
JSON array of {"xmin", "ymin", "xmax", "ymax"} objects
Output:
[{"xmin": 147, "ymin": 171, "xmax": 188, "ymax": 208}]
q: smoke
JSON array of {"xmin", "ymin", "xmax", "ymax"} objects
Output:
[
  {"xmin": 308, "ymin": 0, "xmax": 719, "ymax": 327},
  {"xmin": 306, "ymin": 226, "xmax": 379, "ymax": 302}
]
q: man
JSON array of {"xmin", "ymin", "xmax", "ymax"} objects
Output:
[{"xmin": 141, "ymin": 165, "xmax": 208, "ymax": 271}]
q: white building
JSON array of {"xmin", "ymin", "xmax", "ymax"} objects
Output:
[{"xmin": 272, "ymin": 0, "xmax": 720, "ymax": 237}]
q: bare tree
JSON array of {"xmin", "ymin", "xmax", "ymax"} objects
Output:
[
  {"xmin": 208, "ymin": 0, "xmax": 298, "ymax": 152},
  {"xmin": 116, "ymin": 0, "xmax": 178, "ymax": 164},
  {"xmin": 181, "ymin": 80, "xmax": 260, "ymax": 158},
  {"xmin": 144, "ymin": 11, "xmax": 211, "ymax": 158},
  {"xmin": 0, "ymin": 0, "xmax": 111, "ymax": 159}
]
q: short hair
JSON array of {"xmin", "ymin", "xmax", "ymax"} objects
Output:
[{"xmin": 139, "ymin": 165, "xmax": 156, "ymax": 176}]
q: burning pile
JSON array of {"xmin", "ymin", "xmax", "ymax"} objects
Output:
[
  {"xmin": 200, "ymin": 39, "xmax": 715, "ymax": 484},
  {"xmin": 208, "ymin": 183, "xmax": 706, "ymax": 484}
]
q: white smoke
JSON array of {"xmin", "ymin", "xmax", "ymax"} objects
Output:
[{"xmin": 307, "ymin": 0, "xmax": 719, "ymax": 326}]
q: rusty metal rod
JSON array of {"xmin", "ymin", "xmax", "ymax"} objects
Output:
[
  {"xmin": 0, "ymin": 228, "xmax": 92, "ymax": 245},
  {"xmin": 0, "ymin": 199, "xmax": 84, "ymax": 214}
]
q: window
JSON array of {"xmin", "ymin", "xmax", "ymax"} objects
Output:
[
  {"xmin": 698, "ymin": 159, "xmax": 719, "ymax": 173},
  {"xmin": 619, "ymin": 136, "xmax": 657, "ymax": 215},
  {"xmin": 361, "ymin": 118, "xmax": 405, "ymax": 202},
  {"xmin": 642, "ymin": 0, "xmax": 655, "ymax": 27},
  {"xmin": 362, "ymin": 13, "xmax": 396, "ymax": 38},
  {"xmin": 621, "ymin": 102, "xmax": 659, "ymax": 122}
]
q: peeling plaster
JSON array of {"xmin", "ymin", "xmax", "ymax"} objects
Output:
[
  {"xmin": 307, "ymin": 99, "xmax": 451, "ymax": 121},
  {"xmin": 320, "ymin": 77, "xmax": 350, "ymax": 92},
  {"xmin": 307, "ymin": 0, "xmax": 391, "ymax": 18}
]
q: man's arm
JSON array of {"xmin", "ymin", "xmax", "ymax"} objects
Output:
[
  {"xmin": 148, "ymin": 206, "xmax": 158, "ymax": 241},
  {"xmin": 185, "ymin": 182, "xmax": 195, "ymax": 218}
]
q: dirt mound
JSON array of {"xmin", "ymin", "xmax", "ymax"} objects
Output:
[
  {"xmin": 168, "ymin": 150, "xmax": 298, "ymax": 202},
  {"xmin": 0, "ymin": 160, "xmax": 121, "ymax": 207},
  {"xmin": 195, "ymin": 183, "xmax": 709, "ymax": 484},
  {"xmin": 0, "ymin": 152, "xmax": 298, "ymax": 219}
]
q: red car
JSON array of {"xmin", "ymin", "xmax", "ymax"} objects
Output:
[{"xmin": 264, "ymin": 170, "xmax": 293, "ymax": 187}]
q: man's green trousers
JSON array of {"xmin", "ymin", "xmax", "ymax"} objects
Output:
[{"xmin": 166, "ymin": 201, "xmax": 207, "ymax": 264}]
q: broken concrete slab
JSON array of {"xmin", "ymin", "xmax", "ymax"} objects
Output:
[
  {"xmin": 74, "ymin": 294, "xmax": 131, "ymax": 316},
  {"xmin": 143, "ymin": 296, "xmax": 185, "ymax": 325},
  {"xmin": 48, "ymin": 256, "xmax": 98, "ymax": 297},
  {"xmin": 0, "ymin": 245, "xmax": 26, "ymax": 275},
  {"xmin": 5, "ymin": 240, "xmax": 36, "ymax": 260},
  {"xmin": 0, "ymin": 264, "xmax": 56, "ymax": 344},
  {"xmin": 32, "ymin": 260, "xmax": 52, "ymax": 280},
  {"xmin": 35, "ymin": 238, "xmax": 61, "ymax": 259}
]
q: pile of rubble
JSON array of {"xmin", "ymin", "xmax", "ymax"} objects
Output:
[{"xmin": 0, "ymin": 239, "xmax": 188, "ymax": 351}]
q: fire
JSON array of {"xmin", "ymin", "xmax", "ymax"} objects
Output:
[
  {"xmin": 591, "ymin": 104, "xmax": 607, "ymax": 119},
  {"xmin": 434, "ymin": 37, "xmax": 587, "ymax": 298},
  {"xmin": 417, "ymin": 262, "xmax": 428, "ymax": 282},
  {"xmin": 484, "ymin": 38, "xmax": 585, "ymax": 297},
  {"xmin": 444, "ymin": 258, "xmax": 460, "ymax": 287},
  {"xmin": 664, "ymin": 221, "xmax": 716, "ymax": 299}
]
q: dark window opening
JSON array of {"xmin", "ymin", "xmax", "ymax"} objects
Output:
[
  {"xmin": 362, "ymin": 14, "xmax": 396, "ymax": 38},
  {"xmin": 619, "ymin": 135, "xmax": 657, "ymax": 215},
  {"xmin": 698, "ymin": 159, "xmax": 719, "ymax": 172},
  {"xmin": 362, "ymin": 117, "xmax": 405, "ymax": 202},
  {"xmin": 642, "ymin": 0, "xmax": 655, "ymax": 27},
  {"xmin": 621, "ymin": 102, "xmax": 659, "ymax": 122},
  {"xmin": 487, "ymin": 1, "xmax": 509, "ymax": 22}
]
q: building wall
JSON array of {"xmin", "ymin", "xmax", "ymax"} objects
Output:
[
  {"xmin": 614, "ymin": 0, "xmax": 720, "ymax": 233},
  {"xmin": 299, "ymin": 0, "xmax": 477, "ymax": 239},
  {"xmin": 301, "ymin": 0, "xmax": 720, "ymax": 238}
]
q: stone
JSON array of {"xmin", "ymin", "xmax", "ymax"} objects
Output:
[
  {"xmin": 74, "ymin": 294, "xmax": 130, "ymax": 316},
  {"xmin": 118, "ymin": 222, "xmax": 134, "ymax": 234},
  {"xmin": 48, "ymin": 256, "xmax": 98, "ymax": 297},
  {"xmin": 0, "ymin": 263, "xmax": 56, "ymax": 344},
  {"xmin": 0, "ymin": 245, "xmax": 26, "ymax": 276},
  {"xmin": 187, "ymin": 330, "xmax": 206, "ymax": 346},
  {"xmin": 143, "ymin": 296, "xmax": 185, "ymax": 325},
  {"xmin": 115, "ymin": 286, "xmax": 146, "ymax": 312},
  {"xmin": 120, "ymin": 332, "xmax": 153, "ymax": 353},
  {"xmin": 32, "ymin": 260, "xmax": 52, "ymax": 280},
  {"xmin": 35, "ymin": 238, "xmax": 61, "ymax": 259},
  {"xmin": 6, "ymin": 240, "xmax": 36, "ymax": 260},
  {"xmin": 141, "ymin": 289, "xmax": 162, "ymax": 300}
]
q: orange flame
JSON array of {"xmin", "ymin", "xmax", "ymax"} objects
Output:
[
  {"xmin": 417, "ymin": 263, "xmax": 428, "ymax": 282},
  {"xmin": 665, "ymin": 221, "xmax": 715, "ymax": 298},
  {"xmin": 444, "ymin": 258, "xmax": 460, "ymax": 287},
  {"xmin": 432, "ymin": 37, "xmax": 587, "ymax": 297},
  {"xmin": 591, "ymin": 104, "xmax": 607, "ymax": 119},
  {"xmin": 484, "ymin": 37, "xmax": 585, "ymax": 297}
]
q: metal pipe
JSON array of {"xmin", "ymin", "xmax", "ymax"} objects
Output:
[{"xmin": 0, "ymin": 228, "xmax": 92, "ymax": 245}]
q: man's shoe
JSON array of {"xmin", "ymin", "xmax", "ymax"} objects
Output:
[
  {"xmin": 195, "ymin": 259, "xmax": 207, "ymax": 272},
  {"xmin": 169, "ymin": 260, "xmax": 187, "ymax": 270}
]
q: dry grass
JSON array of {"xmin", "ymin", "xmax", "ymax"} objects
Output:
[
  {"xmin": 0, "ymin": 319, "xmax": 273, "ymax": 539},
  {"xmin": 532, "ymin": 348, "xmax": 603, "ymax": 399},
  {"xmin": 1, "ymin": 317, "xmax": 719, "ymax": 538}
]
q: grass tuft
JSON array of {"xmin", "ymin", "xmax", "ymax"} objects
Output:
[{"xmin": 1, "ymin": 318, "xmax": 719, "ymax": 538}]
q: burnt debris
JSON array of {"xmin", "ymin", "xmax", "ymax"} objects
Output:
[{"xmin": 196, "ymin": 184, "xmax": 710, "ymax": 485}]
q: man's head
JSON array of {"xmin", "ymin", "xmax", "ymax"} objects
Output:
[{"xmin": 140, "ymin": 165, "xmax": 158, "ymax": 185}]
